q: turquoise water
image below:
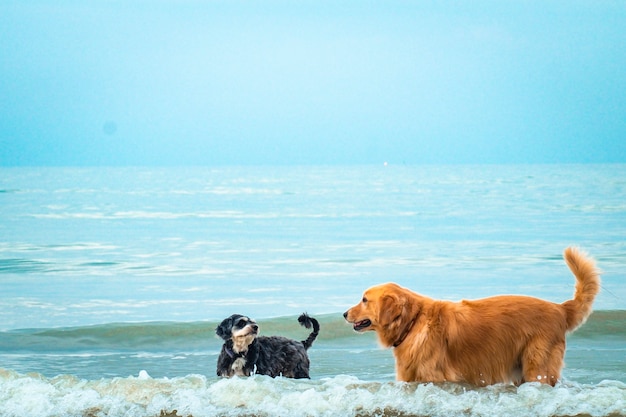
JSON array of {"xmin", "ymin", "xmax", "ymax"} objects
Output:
[{"xmin": 0, "ymin": 165, "xmax": 625, "ymax": 416}]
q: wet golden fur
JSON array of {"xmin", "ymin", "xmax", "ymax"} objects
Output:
[{"xmin": 344, "ymin": 247, "xmax": 600, "ymax": 386}]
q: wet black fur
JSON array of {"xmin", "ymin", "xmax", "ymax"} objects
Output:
[{"xmin": 216, "ymin": 313, "xmax": 320, "ymax": 379}]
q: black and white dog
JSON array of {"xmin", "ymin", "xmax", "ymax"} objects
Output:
[{"xmin": 216, "ymin": 313, "xmax": 320, "ymax": 378}]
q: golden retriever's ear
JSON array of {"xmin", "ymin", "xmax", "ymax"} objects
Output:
[
  {"xmin": 378, "ymin": 293, "xmax": 417, "ymax": 348},
  {"xmin": 379, "ymin": 294, "xmax": 403, "ymax": 326}
]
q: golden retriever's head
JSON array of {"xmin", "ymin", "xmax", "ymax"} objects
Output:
[{"xmin": 343, "ymin": 282, "xmax": 420, "ymax": 348}]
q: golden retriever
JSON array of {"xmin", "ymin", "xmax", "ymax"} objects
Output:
[{"xmin": 343, "ymin": 247, "xmax": 600, "ymax": 386}]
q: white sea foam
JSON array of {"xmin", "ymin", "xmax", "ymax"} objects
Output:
[{"xmin": 1, "ymin": 370, "xmax": 624, "ymax": 417}]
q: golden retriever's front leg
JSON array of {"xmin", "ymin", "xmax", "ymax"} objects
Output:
[
  {"xmin": 395, "ymin": 365, "xmax": 415, "ymax": 382},
  {"xmin": 394, "ymin": 355, "xmax": 428, "ymax": 383}
]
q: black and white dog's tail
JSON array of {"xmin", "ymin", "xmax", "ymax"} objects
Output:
[{"xmin": 298, "ymin": 313, "xmax": 320, "ymax": 350}]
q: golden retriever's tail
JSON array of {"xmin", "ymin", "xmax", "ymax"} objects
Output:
[{"xmin": 561, "ymin": 247, "xmax": 601, "ymax": 332}]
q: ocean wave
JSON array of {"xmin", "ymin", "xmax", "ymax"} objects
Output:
[
  {"xmin": 2, "ymin": 312, "xmax": 623, "ymax": 352},
  {"xmin": 0, "ymin": 369, "xmax": 624, "ymax": 417},
  {"xmin": 0, "ymin": 258, "xmax": 54, "ymax": 273},
  {"xmin": 0, "ymin": 257, "xmax": 224, "ymax": 276},
  {"xmin": 27, "ymin": 209, "xmax": 415, "ymax": 220},
  {"xmin": 0, "ymin": 321, "xmax": 217, "ymax": 353}
]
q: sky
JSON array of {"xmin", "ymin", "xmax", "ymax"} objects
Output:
[{"xmin": 1, "ymin": 0, "xmax": 625, "ymax": 166}]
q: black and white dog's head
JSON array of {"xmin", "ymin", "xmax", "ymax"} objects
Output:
[
  {"xmin": 215, "ymin": 314, "xmax": 261, "ymax": 377},
  {"xmin": 216, "ymin": 314, "xmax": 259, "ymax": 354}
]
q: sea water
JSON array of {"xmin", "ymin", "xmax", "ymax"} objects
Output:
[{"xmin": 0, "ymin": 165, "xmax": 625, "ymax": 417}]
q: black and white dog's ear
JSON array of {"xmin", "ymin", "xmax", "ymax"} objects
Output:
[{"xmin": 216, "ymin": 317, "xmax": 233, "ymax": 340}]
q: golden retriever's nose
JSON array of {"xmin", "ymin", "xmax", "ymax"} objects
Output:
[{"xmin": 343, "ymin": 311, "xmax": 348, "ymax": 319}]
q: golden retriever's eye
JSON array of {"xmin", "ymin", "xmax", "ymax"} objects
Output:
[{"xmin": 362, "ymin": 297, "xmax": 368, "ymax": 304}]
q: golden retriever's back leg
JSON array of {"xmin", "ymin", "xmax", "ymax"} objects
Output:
[
  {"xmin": 544, "ymin": 344, "xmax": 565, "ymax": 386},
  {"xmin": 521, "ymin": 337, "xmax": 565, "ymax": 386}
]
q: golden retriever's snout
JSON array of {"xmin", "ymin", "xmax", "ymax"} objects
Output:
[
  {"xmin": 343, "ymin": 309, "xmax": 372, "ymax": 332},
  {"xmin": 352, "ymin": 319, "xmax": 372, "ymax": 331}
]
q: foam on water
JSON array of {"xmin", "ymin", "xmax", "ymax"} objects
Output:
[{"xmin": 0, "ymin": 369, "xmax": 624, "ymax": 417}]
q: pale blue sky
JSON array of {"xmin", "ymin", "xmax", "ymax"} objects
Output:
[{"xmin": 1, "ymin": 0, "xmax": 625, "ymax": 166}]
